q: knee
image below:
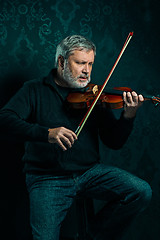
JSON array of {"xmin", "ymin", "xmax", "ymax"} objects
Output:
[{"xmin": 136, "ymin": 180, "xmax": 152, "ymax": 211}]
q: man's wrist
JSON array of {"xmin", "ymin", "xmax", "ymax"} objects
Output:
[{"xmin": 123, "ymin": 111, "xmax": 136, "ymax": 119}]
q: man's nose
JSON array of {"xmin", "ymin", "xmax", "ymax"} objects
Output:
[{"xmin": 82, "ymin": 64, "xmax": 89, "ymax": 74}]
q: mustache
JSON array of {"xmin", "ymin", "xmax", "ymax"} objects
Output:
[{"xmin": 78, "ymin": 74, "xmax": 89, "ymax": 79}]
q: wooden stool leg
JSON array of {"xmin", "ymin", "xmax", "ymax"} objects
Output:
[
  {"xmin": 76, "ymin": 198, "xmax": 94, "ymax": 240},
  {"xmin": 60, "ymin": 198, "xmax": 94, "ymax": 240}
]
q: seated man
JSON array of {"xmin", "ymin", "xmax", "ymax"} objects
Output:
[{"xmin": 0, "ymin": 35, "xmax": 152, "ymax": 240}]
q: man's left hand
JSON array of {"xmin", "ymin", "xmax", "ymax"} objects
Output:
[{"xmin": 123, "ymin": 91, "xmax": 144, "ymax": 119}]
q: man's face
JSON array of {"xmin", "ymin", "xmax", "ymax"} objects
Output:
[{"xmin": 63, "ymin": 49, "xmax": 95, "ymax": 88}]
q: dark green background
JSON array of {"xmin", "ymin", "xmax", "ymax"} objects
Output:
[{"xmin": 0, "ymin": 0, "xmax": 160, "ymax": 239}]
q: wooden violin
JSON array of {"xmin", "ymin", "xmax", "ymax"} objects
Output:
[
  {"xmin": 71, "ymin": 32, "xmax": 159, "ymax": 137},
  {"xmin": 66, "ymin": 83, "xmax": 160, "ymax": 110}
]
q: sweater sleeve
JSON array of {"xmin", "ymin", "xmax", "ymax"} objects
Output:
[
  {"xmin": 0, "ymin": 82, "xmax": 49, "ymax": 142},
  {"xmin": 98, "ymin": 107, "xmax": 135, "ymax": 149}
]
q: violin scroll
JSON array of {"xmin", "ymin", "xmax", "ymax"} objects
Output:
[{"xmin": 151, "ymin": 95, "xmax": 160, "ymax": 107}]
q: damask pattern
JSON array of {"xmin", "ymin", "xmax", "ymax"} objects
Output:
[
  {"xmin": 0, "ymin": 1, "xmax": 134, "ymax": 74},
  {"xmin": 0, "ymin": 0, "xmax": 160, "ymax": 239},
  {"xmin": 0, "ymin": 0, "xmax": 157, "ymax": 75}
]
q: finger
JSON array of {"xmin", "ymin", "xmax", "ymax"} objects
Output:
[
  {"xmin": 60, "ymin": 135, "xmax": 73, "ymax": 148},
  {"xmin": 126, "ymin": 92, "xmax": 133, "ymax": 103},
  {"xmin": 123, "ymin": 92, "xmax": 127, "ymax": 103},
  {"xmin": 64, "ymin": 129, "xmax": 78, "ymax": 142},
  {"xmin": 131, "ymin": 91, "xmax": 138, "ymax": 103},
  {"xmin": 56, "ymin": 138, "xmax": 67, "ymax": 151},
  {"xmin": 68, "ymin": 129, "xmax": 78, "ymax": 140},
  {"xmin": 64, "ymin": 132, "xmax": 75, "ymax": 145},
  {"xmin": 139, "ymin": 94, "xmax": 144, "ymax": 102}
]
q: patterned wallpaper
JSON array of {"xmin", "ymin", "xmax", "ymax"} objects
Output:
[{"xmin": 0, "ymin": 0, "xmax": 160, "ymax": 239}]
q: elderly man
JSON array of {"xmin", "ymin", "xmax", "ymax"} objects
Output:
[{"xmin": 0, "ymin": 35, "xmax": 152, "ymax": 240}]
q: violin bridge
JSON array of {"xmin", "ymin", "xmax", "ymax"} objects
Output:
[{"xmin": 92, "ymin": 85, "xmax": 99, "ymax": 95}]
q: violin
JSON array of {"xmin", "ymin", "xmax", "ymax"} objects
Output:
[
  {"xmin": 71, "ymin": 32, "xmax": 159, "ymax": 137},
  {"xmin": 66, "ymin": 83, "xmax": 160, "ymax": 110}
]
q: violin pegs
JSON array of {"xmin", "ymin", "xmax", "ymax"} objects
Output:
[
  {"xmin": 154, "ymin": 103, "xmax": 158, "ymax": 107},
  {"xmin": 154, "ymin": 102, "xmax": 160, "ymax": 107}
]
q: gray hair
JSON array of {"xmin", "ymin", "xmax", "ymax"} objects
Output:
[{"xmin": 55, "ymin": 35, "xmax": 96, "ymax": 67}]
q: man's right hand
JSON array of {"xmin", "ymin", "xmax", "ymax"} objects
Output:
[{"xmin": 48, "ymin": 127, "xmax": 77, "ymax": 151}]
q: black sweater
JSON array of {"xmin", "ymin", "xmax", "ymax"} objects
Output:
[{"xmin": 0, "ymin": 69, "xmax": 134, "ymax": 174}]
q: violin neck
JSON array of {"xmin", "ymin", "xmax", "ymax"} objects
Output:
[
  {"xmin": 105, "ymin": 88, "xmax": 160, "ymax": 107},
  {"xmin": 143, "ymin": 94, "xmax": 158, "ymax": 101}
]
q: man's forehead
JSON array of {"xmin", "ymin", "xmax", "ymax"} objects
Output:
[{"xmin": 70, "ymin": 49, "xmax": 95, "ymax": 60}]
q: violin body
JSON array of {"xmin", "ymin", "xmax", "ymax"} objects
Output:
[{"xmin": 66, "ymin": 83, "xmax": 132, "ymax": 110}]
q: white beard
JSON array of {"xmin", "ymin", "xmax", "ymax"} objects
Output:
[{"xmin": 62, "ymin": 62, "xmax": 91, "ymax": 88}]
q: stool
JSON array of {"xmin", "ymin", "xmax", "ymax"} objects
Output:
[{"xmin": 60, "ymin": 198, "xmax": 94, "ymax": 240}]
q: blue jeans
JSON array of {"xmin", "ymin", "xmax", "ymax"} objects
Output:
[{"xmin": 26, "ymin": 163, "xmax": 152, "ymax": 240}]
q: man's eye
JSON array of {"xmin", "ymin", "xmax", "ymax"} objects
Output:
[{"xmin": 76, "ymin": 61, "xmax": 93, "ymax": 65}]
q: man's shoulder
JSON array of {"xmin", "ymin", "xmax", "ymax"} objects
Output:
[
  {"xmin": 24, "ymin": 77, "xmax": 43, "ymax": 88},
  {"xmin": 23, "ymin": 70, "xmax": 55, "ymax": 92}
]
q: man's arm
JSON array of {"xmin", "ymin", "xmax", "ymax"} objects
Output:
[
  {"xmin": 0, "ymin": 82, "xmax": 48, "ymax": 143},
  {"xmin": 99, "ymin": 91, "xmax": 144, "ymax": 149}
]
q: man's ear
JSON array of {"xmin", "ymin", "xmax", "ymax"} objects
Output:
[{"xmin": 58, "ymin": 55, "xmax": 64, "ymax": 69}]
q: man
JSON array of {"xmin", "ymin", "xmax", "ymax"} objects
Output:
[{"xmin": 0, "ymin": 35, "xmax": 152, "ymax": 240}]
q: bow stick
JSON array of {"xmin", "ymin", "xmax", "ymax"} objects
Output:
[{"xmin": 75, "ymin": 32, "xmax": 134, "ymax": 137}]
